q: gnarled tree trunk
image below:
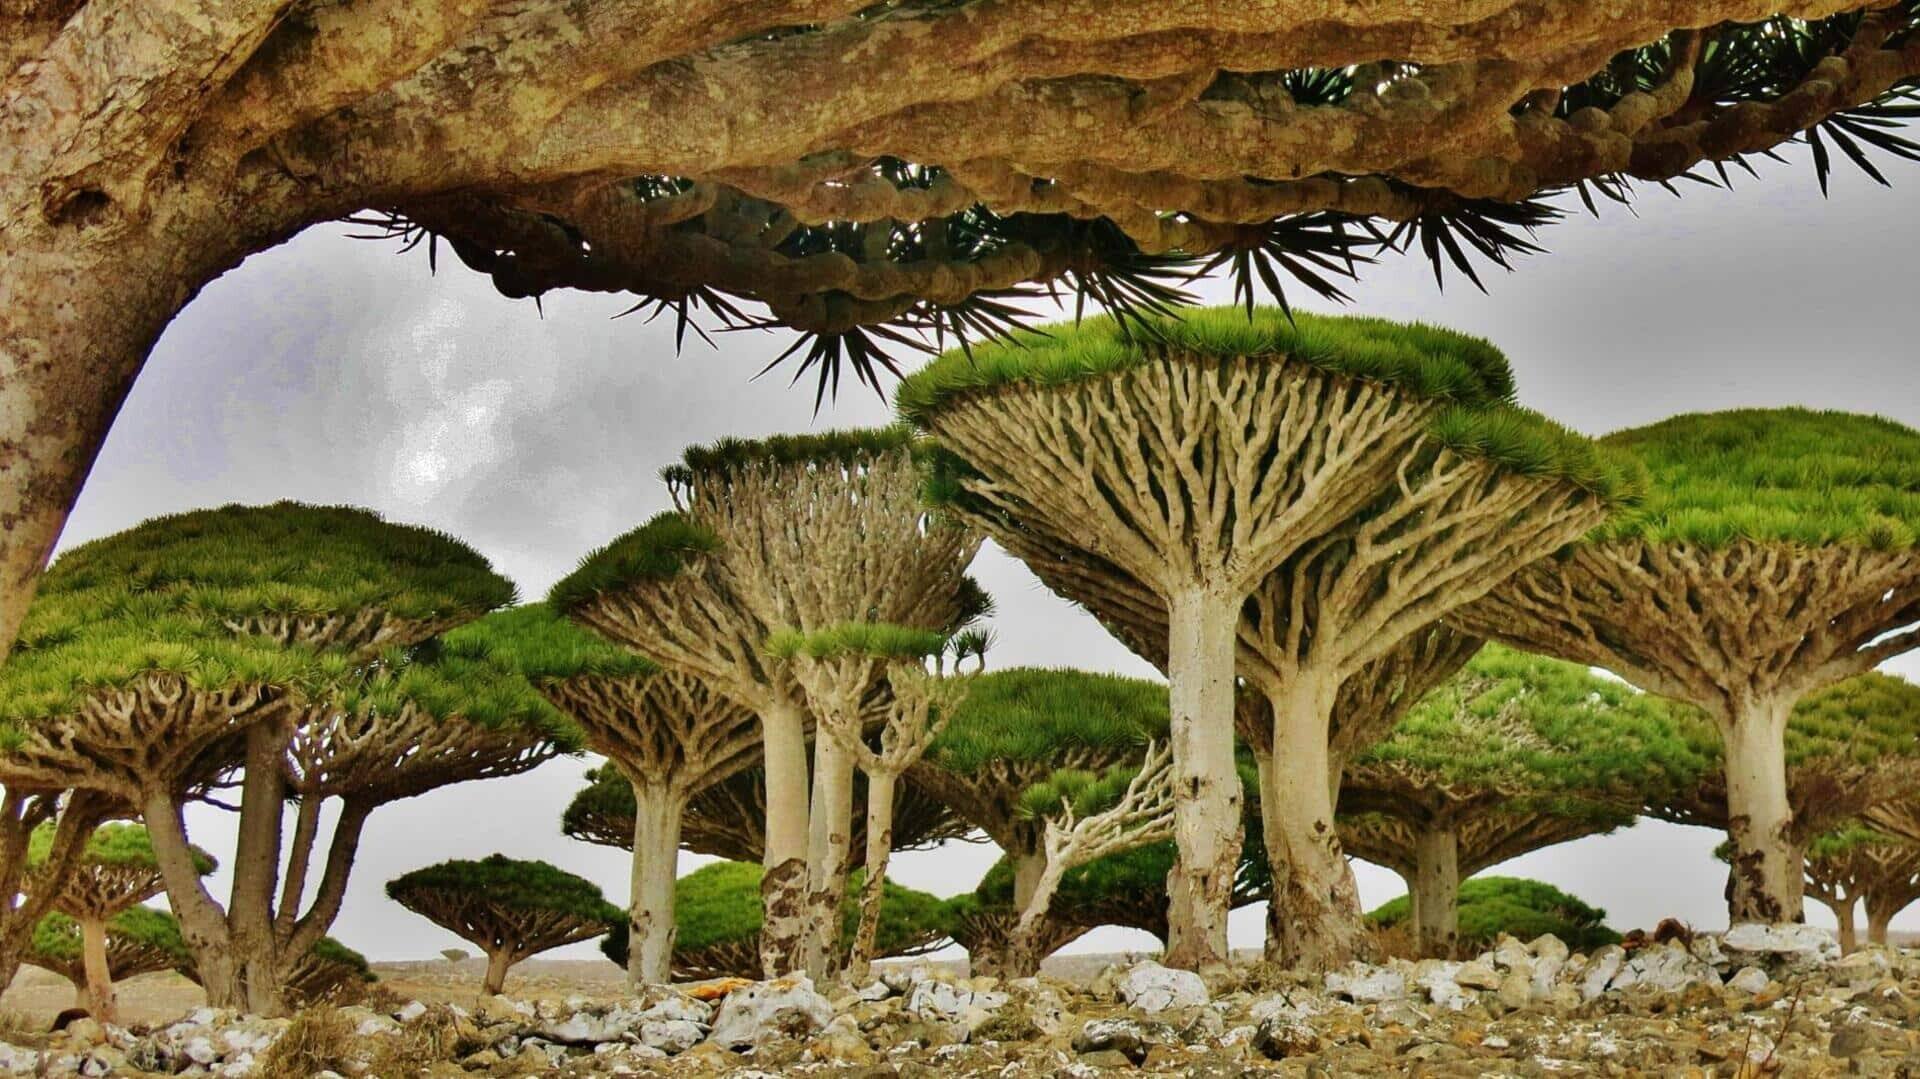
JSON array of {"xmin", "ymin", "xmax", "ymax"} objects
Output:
[
  {"xmin": 845, "ymin": 769, "xmax": 896, "ymax": 983},
  {"xmin": 483, "ymin": 948, "xmax": 516, "ymax": 995},
  {"xmin": 758, "ymin": 700, "xmax": 810, "ymax": 978},
  {"xmin": 627, "ymin": 779, "xmax": 685, "ymax": 986},
  {"xmin": 1161, "ymin": 589, "xmax": 1241, "ymax": 970},
  {"xmin": 1721, "ymin": 697, "xmax": 1802, "ymax": 923},
  {"xmin": 1864, "ymin": 897, "xmax": 1899, "ymax": 947},
  {"xmin": 803, "ymin": 733, "xmax": 854, "ymax": 982},
  {"xmin": 1261, "ymin": 677, "xmax": 1367, "ymax": 971},
  {"xmin": 1412, "ymin": 825, "xmax": 1460, "ymax": 958},
  {"xmin": 77, "ymin": 914, "xmax": 116, "ymax": 1022},
  {"xmin": 1817, "ymin": 896, "xmax": 1859, "ymax": 953}
]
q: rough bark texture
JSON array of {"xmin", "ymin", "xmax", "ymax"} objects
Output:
[
  {"xmin": 1261, "ymin": 676, "xmax": 1370, "ymax": 970},
  {"xmin": 1162, "ymin": 590, "xmax": 1243, "ymax": 970},
  {"xmin": 1459, "ymin": 541, "xmax": 1920, "ymax": 925},
  {"xmin": 77, "ymin": 914, "xmax": 115, "ymax": 1022},
  {"xmin": 1411, "ymin": 826, "xmax": 1461, "ymax": 958},
  {"xmin": 803, "ymin": 735, "xmax": 855, "ymax": 983},
  {"xmin": 627, "ymin": 782, "xmax": 685, "ymax": 986}
]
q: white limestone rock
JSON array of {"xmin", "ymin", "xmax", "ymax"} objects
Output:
[
  {"xmin": 1116, "ymin": 961, "xmax": 1209, "ymax": 1014},
  {"xmin": 706, "ymin": 976, "xmax": 835, "ymax": 1048},
  {"xmin": 1325, "ymin": 963, "xmax": 1408, "ymax": 1003}
]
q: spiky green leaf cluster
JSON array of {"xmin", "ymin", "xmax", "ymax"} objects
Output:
[
  {"xmin": 308, "ymin": 936, "xmax": 375, "ymax": 982},
  {"xmin": 598, "ymin": 860, "xmax": 953, "ymax": 963},
  {"xmin": 924, "ymin": 667, "xmax": 1168, "ymax": 775},
  {"xmin": 1807, "ymin": 823, "xmax": 1912, "ymax": 861},
  {"xmin": 386, "ymin": 855, "xmax": 622, "ymax": 924},
  {"xmin": 1367, "ymin": 876, "xmax": 1620, "ymax": 951},
  {"xmin": 444, "ymin": 603, "xmax": 656, "ymax": 683},
  {"xmin": 668, "ymin": 426, "xmax": 918, "ymax": 481},
  {"xmin": 334, "ymin": 632, "xmax": 582, "ymax": 749},
  {"xmin": 1593, "ymin": 408, "xmax": 1920, "ymax": 548},
  {"xmin": 766, "ymin": 621, "xmax": 947, "ymax": 662},
  {"xmin": 1351, "ymin": 645, "xmax": 1709, "ymax": 806},
  {"xmin": 547, "ymin": 512, "xmax": 721, "ymax": 615},
  {"xmin": 1016, "ymin": 763, "xmax": 1141, "ymax": 820},
  {"xmin": 29, "ymin": 906, "xmax": 193, "ymax": 968},
  {"xmin": 899, "ymin": 307, "xmax": 1643, "ymax": 502},
  {"xmin": 28, "ymin": 822, "xmax": 216, "ymax": 876}
]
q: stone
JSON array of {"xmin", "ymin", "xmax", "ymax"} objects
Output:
[
  {"xmin": 1416, "ymin": 962, "xmax": 1472, "ymax": 1011},
  {"xmin": 1453, "ymin": 960, "xmax": 1501, "ymax": 990},
  {"xmin": 707, "ymin": 976, "xmax": 835, "ymax": 1048},
  {"xmin": 1610, "ymin": 943, "xmax": 1718, "ymax": 993},
  {"xmin": 1253, "ymin": 1013, "xmax": 1322, "ymax": 1060},
  {"xmin": 1078, "ymin": 1048, "xmax": 1135, "ymax": 1068},
  {"xmin": 1496, "ymin": 969, "xmax": 1533, "ymax": 1011},
  {"xmin": 1325, "ymin": 963, "xmax": 1408, "ymax": 1002},
  {"xmin": 182, "ymin": 1036, "xmax": 219, "ymax": 1066},
  {"xmin": 0, "ymin": 1045, "xmax": 38, "ymax": 1076},
  {"xmin": 641, "ymin": 1018, "xmax": 706, "ymax": 1054},
  {"xmin": 1072, "ymin": 1018, "xmax": 1164, "ymax": 1065},
  {"xmin": 63, "ymin": 1018, "xmax": 103, "ymax": 1046},
  {"xmin": 1116, "ymin": 961, "xmax": 1209, "ymax": 1014},
  {"xmin": 395, "ymin": 1000, "xmax": 429, "ymax": 1022},
  {"xmin": 1831, "ymin": 947, "xmax": 1893, "ymax": 986},
  {"xmin": 1727, "ymin": 966, "xmax": 1772, "ymax": 994},
  {"xmin": 1720, "ymin": 923, "xmax": 1839, "ymax": 968},
  {"xmin": 1581, "ymin": 946, "xmax": 1626, "ymax": 1001},
  {"xmin": 1530, "ymin": 934, "xmax": 1571, "ymax": 964},
  {"xmin": 857, "ymin": 980, "xmax": 893, "ymax": 1002}
]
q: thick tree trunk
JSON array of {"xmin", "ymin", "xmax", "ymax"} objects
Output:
[
  {"xmin": 1865, "ymin": 899, "xmax": 1897, "ymax": 947},
  {"xmin": 227, "ymin": 722, "xmax": 288, "ymax": 1016},
  {"xmin": 1721, "ymin": 698, "xmax": 1803, "ymax": 924},
  {"xmin": 627, "ymin": 780, "xmax": 684, "ymax": 986},
  {"xmin": 1011, "ymin": 857, "xmax": 1068, "ymax": 977},
  {"xmin": 846, "ymin": 770, "xmax": 896, "ymax": 983},
  {"xmin": 0, "ymin": 789, "xmax": 94, "ymax": 996},
  {"xmin": 142, "ymin": 787, "xmax": 239, "ymax": 1008},
  {"xmin": 1161, "ymin": 589, "xmax": 1242, "ymax": 971},
  {"xmin": 77, "ymin": 914, "xmax": 116, "ymax": 1023},
  {"xmin": 803, "ymin": 733, "xmax": 855, "ymax": 982},
  {"xmin": 483, "ymin": 949, "xmax": 515, "ymax": 995},
  {"xmin": 1819, "ymin": 896, "xmax": 1858, "ymax": 953},
  {"xmin": 1261, "ymin": 676, "xmax": 1368, "ymax": 971},
  {"xmin": 758, "ymin": 700, "xmax": 810, "ymax": 978},
  {"xmin": 1012, "ymin": 848, "xmax": 1047, "ymax": 911},
  {"xmin": 1413, "ymin": 825, "xmax": 1460, "ymax": 958}
]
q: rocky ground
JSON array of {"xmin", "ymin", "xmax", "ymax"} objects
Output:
[{"xmin": 1, "ymin": 928, "xmax": 1918, "ymax": 1075}]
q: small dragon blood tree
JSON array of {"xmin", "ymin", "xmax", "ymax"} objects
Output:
[
  {"xmin": 1785, "ymin": 827, "xmax": 1920, "ymax": 952},
  {"xmin": 901, "ymin": 307, "xmax": 1635, "ymax": 968},
  {"xmin": 562, "ymin": 765, "xmax": 970, "ymax": 868},
  {"xmin": 554, "ymin": 428, "xmax": 980, "ymax": 978},
  {"xmin": 388, "ymin": 855, "xmax": 621, "ymax": 995},
  {"xmin": 26, "ymin": 907, "xmax": 191, "ymax": 1009},
  {"xmin": 1337, "ymin": 646, "xmax": 1704, "ymax": 957},
  {"xmin": 768, "ymin": 622, "xmax": 968, "ymax": 981},
  {"xmin": 1368, "ymin": 877, "xmax": 1620, "ymax": 954},
  {"xmin": 25, "ymin": 823, "xmax": 214, "ymax": 1021},
  {"xmin": 0, "ymin": 503, "xmax": 573, "ymax": 1014},
  {"xmin": 482, "ymin": 604, "xmax": 756, "ymax": 986},
  {"xmin": 1458, "ymin": 410, "xmax": 1920, "ymax": 925},
  {"xmin": 599, "ymin": 861, "xmax": 953, "ymax": 981},
  {"xmin": 909, "ymin": 667, "xmax": 1166, "ymax": 969}
]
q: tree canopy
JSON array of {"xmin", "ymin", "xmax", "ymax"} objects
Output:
[
  {"xmin": 1368, "ymin": 876, "xmax": 1621, "ymax": 952},
  {"xmin": 29, "ymin": 822, "xmax": 216, "ymax": 879},
  {"xmin": 388, "ymin": 855, "xmax": 623, "ymax": 926},
  {"xmin": 26, "ymin": 906, "xmax": 192, "ymax": 985}
]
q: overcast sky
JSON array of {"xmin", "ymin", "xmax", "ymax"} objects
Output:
[{"xmin": 60, "ymin": 153, "xmax": 1920, "ymax": 963}]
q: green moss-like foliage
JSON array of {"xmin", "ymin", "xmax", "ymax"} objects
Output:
[
  {"xmin": 307, "ymin": 936, "xmax": 374, "ymax": 982},
  {"xmin": 670, "ymin": 426, "xmax": 918, "ymax": 480},
  {"xmin": 38, "ymin": 501, "xmax": 511, "ymax": 626},
  {"xmin": 599, "ymin": 861, "xmax": 954, "ymax": 967},
  {"xmin": 766, "ymin": 622, "xmax": 947, "ymax": 662},
  {"xmin": 1672, "ymin": 671, "xmax": 1920, "ymax": 772},
  {"xmin": 1368, "ymin": 876, "xmax": 1620, "ymax": 951},
  {"xmin": 386, "ymin": 855, "xmax": 622, "ymax": 924},
  {"xmin": 1593, "ymin": 408, "xmax": 1920, "ymax": 548},
  {"xmin": 1017, "ymin": 761, "xmax": 1148, "ymax": 820},
  {"xmin": 547, "ymin": 512, "xmax": 721, "ymax": 615},
  {"xmin": 28, "ymin": 906, "xmax": 193, "ymax": 970},
  {"xmin": 1350, "ymin": 644, "xmax": 1708, "ymax": 809},
  {"xmin": 966, "ymin": 830, "xmax": 1268, "ymax": 937},
  {"xmin": 898, "ymin": 308, "xmax": 1515, "ymax": 423},
  {"xmin": 926, "ymin": 667, "xmax": 1168, "ymax": 775},
  {"xmin": 29, "ymin": 822, "xmax": 216, "ymax": 876},
  {"xmin": 446, "ymin": 603, "xmax": 655, "ymax": 683},
  {"xmin": 1807, "ymin": 824, "xmax": 1908, "ymax": 862},
  {"xmin": 334, "ymin": 632, "xmax": 582, "ymax": 749},
  {"xmin": 899, "ymin": 307, "xmax": 1641, "ymax": 501}
]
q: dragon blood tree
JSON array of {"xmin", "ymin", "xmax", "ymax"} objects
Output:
[
  {"xmin": 26, "ymin": 907, "xmax": 192, "ymax": 1006},
  {"xmin": 24, "ymin": 823, "xmax": 214, "ymax": 1021},
  {"xmin": 563, "ymin": 764, "xmax": 970, "ymax": 868},
  {"xmin": 481, "ymin": 604, "xmax": 756, "ymax": 986},
  {"xmin": 554, "ymin": 429, "xmax": 980, "ymax": 977},
  {"xmin": 1368, "ymin": 877, "xmax": 1621, "ymax": 954},
  {"xmin": 388, "ymin": 855, "xmax": 620, "ymax": 995},
  {"xmin": 14, "ymin": 0, "xmax": 1920, "ymax": 683},
  {"xmin": 1777, "ymin": 826, "xmax": 1920, "ymax": 951},
  {"xmin": 901, "ymin": 307, "xmax": 1635, "ymax": 968},
  {"xmin": 1650, "ymin": 671, "xmax": 1920, "ymax": 919},
  {"xmin": 0, "ymin": 503, "xmax": 572, "ymax": 1013},
  {"xmin": 768, "ymin": 622, "xmax": 967, "ymax": 981},
  {"xmin": 1459, "ymin": 411, "xmax": 1920, "ymax": 923},
  {"xmin": 601, "ymin": 861, "xmax": 954, "ymax": 980},
  {"xmin": 1336, "ymin": 646, "xmax": 1703, "ymax": 957}
]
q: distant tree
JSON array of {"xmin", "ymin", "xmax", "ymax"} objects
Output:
[
  {"xmin": 1337, "ymin": 646, "xmax": 1704, "ymax": 956},
  {"xmin": 769, "ymin": 622, "xmax": 965, "ymax": 980},
  {"xmin": 25, "ymin": 907, "xmax": 192, "ymax": 1008},
  {"xmin": 553, "ymin": 429, "xmax": 979, "ymax": 977},
  {"xmin": 562, "ymin": 765, "xmax": 971, "ymax": 867},
  {"xmin": 902, "ymin": 308, "xmax": 1634, "ymax": 968},
  {"xmin": 24, "ymin": 823, "xmax": 214, "ymax": 1021},
  {"xmin": 599, "ymin": 861, "xmax": 953, "ymax": 981},
  {"xmin": 387, "ymin": 855, "xmax": 621, "ymax": 995},
  {"xmin": 1369, "ymin": 877, "xmax": 1620, "ymax": 953},
  {"xmin": 0, "ymin": 503, "xmax": 571, "ymax": 1014},
  {"xmin": 1458, "ymin": 410, "xmax": 1920, "ymax": 924},
  {"xmin": 481, "ymin": 604, "xmax": 756, "ymax": 986},
  {"xmin": 1733, "ymin": 826, "xmax": 1920, "ymax": 952}
]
